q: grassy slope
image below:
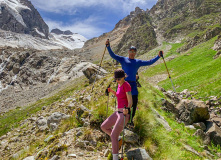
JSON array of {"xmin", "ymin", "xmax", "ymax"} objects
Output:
[
  {"xmin": 1, "ymin": 36, "xmax": 221, "ymax": 159},
  {"xmin": 141, "ymin": 36, "xmax": 221, "ymax": 100}
]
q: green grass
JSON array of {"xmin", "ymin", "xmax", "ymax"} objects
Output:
[
  {"xmin": 142, "ymin": 36, "xmax": 221, "ymax": 99},
  {"xmin": 0, "ymin": 78, "xmax": 86, "ymax": 137},
  {"xmin": 133, "ymin": 80, "xmax": 219, "ymax": 159}
]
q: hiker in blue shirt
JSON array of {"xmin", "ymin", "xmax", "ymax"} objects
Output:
[{"xmin": 105, "ymin": 39, "xmax": 163, "ymax": 126}]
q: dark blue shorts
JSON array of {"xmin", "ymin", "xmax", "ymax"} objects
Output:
[{"xmin": 126, "ymin": 81, "xmax": 138, "ymax": 96}]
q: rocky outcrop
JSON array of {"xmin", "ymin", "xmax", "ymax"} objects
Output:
[
  {"xmin": 82, "ymin": 65, "xmax": 107, "ymax": 83},
  {"xmin": 47, "ymin": 112, "xmax": 70, "ymax": 131},
  {"xmin": 115, "ymin": 11, "xmax": 158, "ymax": 55},
  {"xmin": 51, "ymin": 29, "xmax": 73, "ymax": 35},
  {"xmin": 0, "ymin": 0, "xmax": 49, "ymax": 38},
  {"xmin": 149, "ymin": 0, "xmax": 221, "ymax": 47},
  {"xmin": 114, "ymin": 7, "xmax": 145, "ymax": 30},
  {"xmin": 213, "ymin": 35, "xmax": 221, "ymax": 51},
  {"xmin": 176, "ymin": 99, "xmax": 210, "ymax": 125}
]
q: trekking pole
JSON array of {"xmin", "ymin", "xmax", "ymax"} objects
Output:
[
  {"xmin": 91, "ymin": 45, "xmax": 107, "ymax": 92},
  {"xmin": 160, "ymin": 51, "xmax": 176, "ymax": 92},
  {"xmin": 121, "ymin": 111, "xmax": 126, "ymax": 160},
  {"xmin": 105, "ymin": 84, "xmax": 110, "ymax": 118}
]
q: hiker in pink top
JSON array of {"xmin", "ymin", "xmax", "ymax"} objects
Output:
[{"xmin": 101, "ymin": 69, "xmax": 132, "ymax": 160}]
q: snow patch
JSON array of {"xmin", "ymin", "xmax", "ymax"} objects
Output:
[
  {"xmin": 34, "ymin": 28, "xmax": 45, "ymax": 37},
  {"xmin": 0, "ymin": 0, "xmax": 31, "ymax": 27},
  {"xmin": 50, "ymin": 33, "xmax": 87, "ymax": 49}
]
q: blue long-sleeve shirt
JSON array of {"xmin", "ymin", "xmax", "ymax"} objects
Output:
[{"xmin": 107, "ymin": 46, "xmax": 160, "ymax": 95}]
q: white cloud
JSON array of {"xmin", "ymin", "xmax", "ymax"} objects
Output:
[
  {"xmin": 29, "ymin": 0, "xmax": 158, "ymax": 38},
  {"xmin": 45, "ymin": 16, "xmax": 107, "ymax": 39},
  {"xmin": 30, "ymin": 0, "xmax": 157, "ymax": 15}
]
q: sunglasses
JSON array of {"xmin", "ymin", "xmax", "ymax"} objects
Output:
[
  {"xmin": 115, "ymin": 77, "xmax": 123, "ymax": 81},
  {"xmin": 129, "ymin": 50, "xmax": 136, "ymax": 53}
]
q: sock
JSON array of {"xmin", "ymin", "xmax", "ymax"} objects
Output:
[{"xmin": 112, "ymin": 154, "xmax": 118, "ymax": 160}]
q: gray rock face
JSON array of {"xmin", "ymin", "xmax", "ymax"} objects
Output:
[
  {"xmin": 51, "ymin": 29, "xmax": 73, "ymax": 35},
  {"xmin": 47, "ymin": 112, "xmax": 70, "ymax": 128},
  {"xmin": 36, "ymin": 116, "xmax": 48, "ymax": 131},
  {"xmin": 124, "ymin": 129, "xmax": 139, "ymax": 144},
  {"xmin": 126, "ymin": 148, "xmax": 152, "ymax": 160},
  {"xmin": 0, "ymin": 0, "xmax": 49, "ymax": 38},
  {"xmin": 176, "ymin": 99, "xmax": 210, "ymax": 125}
]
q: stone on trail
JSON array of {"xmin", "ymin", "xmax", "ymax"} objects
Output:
[
  {"xmin": 126, "ymin": 148, "xmax": 152, "ymax": 160},
  {"xmin": 23, "ymin": 156, "xmax": 35, "ymax": 160}
]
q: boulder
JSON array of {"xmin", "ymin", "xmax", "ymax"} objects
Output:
[
  {"xmin": 193, "ymin": 129, "xmax": 206, "ymax": 139},
  {"xmin": 176, "ymin": 99, "xmax": 210, "ymax": 125},
  {"xmin": 126, "ymin": 148, "xmax": 152, "ymax": 160},
  {"xmin": 205, "ymin": 121, "xmax": 221, "ymax": 146},
  {"xmin": 67, "ymin": 154, "xmax": 77, "ymax": 158},
  {"xmin": 23, "ymin": 156, "xmax": 35, "ymax": 160},
  {"xmin": 193, "ymin": 122, "xmax": 206, "ymax": 131},
  {"xmin": 164, "ymin": 91, "xmax": 181, "ymax": 104},
  {"xmin": 82, "ymin": 64, "xmax": 107, "ymax": 83},
  {"xmin": 211, "ymin": 117, "xmax": 221, "ymax": 128},
  {"xmin": 161, "ymin": 99, "xmax": 179, "ymax": 116},
  {"xmin": 124, "ymin": 129, "xmax": 139, "ymax": 144},
  {"xmin": 13, "ymin": 63, "xmax": 20, "ymax": 74},
  {"xmin": 47, "ymin": 112, "xmax": 70, "ymax": 127},
  {"xmin": 76, "ymin": 105, "xmax": 91, "ymax": 117},
  {"xmin": 36, "ymin": 117, "xmax": 48, "ymax": 131},
  {"xmin": 49, "ymin": 123, "xmax": 58, "ymax": 132}
]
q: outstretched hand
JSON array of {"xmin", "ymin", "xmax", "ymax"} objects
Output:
[
  {"xmin": 159, "ymin": 50, "xmax": 164, "ymax": 57},
  {"xmin": 105, "ymin": 39, "xmax": 110, "ymax": 47},
  {"xmin": 108, "ymin": 88, "xmax": 113, "ymax": 93}
]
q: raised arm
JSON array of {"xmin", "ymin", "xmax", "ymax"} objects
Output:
[
  {"xmin": 138, "ymin": 50, "xmax": 164, "ymax": 67},
  {"xmin": 106, "ymin": 39, "xmax": 124, "ymax": 62}
]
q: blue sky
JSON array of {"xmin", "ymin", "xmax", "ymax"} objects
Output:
[{"xmin": 29, "ymin": 0, "xmax": 158, "ymax": 39}]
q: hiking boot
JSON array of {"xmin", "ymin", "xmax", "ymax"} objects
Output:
[{"xmin": 118, "ymin": 137, "xmax": 123, "ymax": 151}]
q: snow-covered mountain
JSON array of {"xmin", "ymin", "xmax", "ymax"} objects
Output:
[
  {"xmin": 50, "ymin": 29, "xmax": 87, "ymax": 50},
  {"xmin": 0, "ymin": 0, "xmax": 49, "ymax": 38},
  {"xmin": 0, "ymin": 28, "xmax": 87, "ymax": 50},
  {"xmin": 0, "ymin": 0, "xmax": 87, "ymax": 50}
]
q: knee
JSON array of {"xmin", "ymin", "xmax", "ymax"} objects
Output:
[
  {"xmin": 110, "ymin": 133, "xmax": 117, "ymax": 141},
  {"xmin": 100, "ymin": 123, "xmax": 105, "ymax": 131}
]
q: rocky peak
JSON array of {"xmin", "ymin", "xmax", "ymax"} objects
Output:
[
  {"xmin": 114, "ymin": 7, "xmax": 146, "ymax": 30},
  {"xmin": 0, "ymin": 0, "xmax": 49, "ymax": 38},
  {"xmin": 51, "ymin": 29, "xmax": 73, "ymax": 35},
  {"xmin": 131, "ymin": 7, "xmax": 145, "ymax": 16}
]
